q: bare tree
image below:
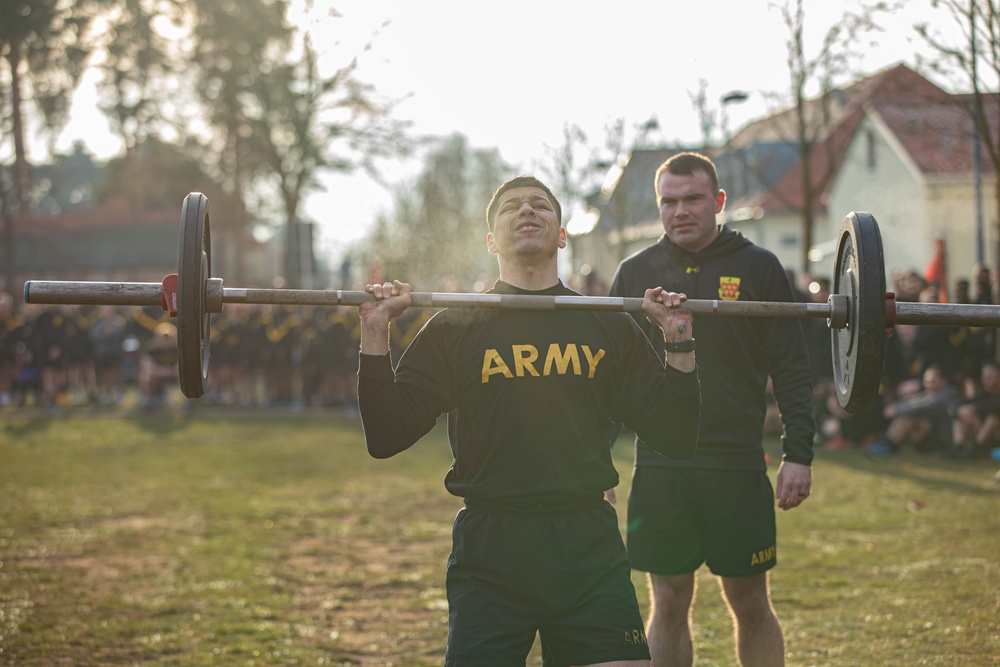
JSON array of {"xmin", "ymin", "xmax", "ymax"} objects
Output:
[
  {"xmin": 916, "ymin": 0, "xmax": 1000, "ymax": 266},
  {"xmin": 360, "ymin": 134, "xmax": 510, "ymax": 291},
  {"xmin": 537, "ymin": 115, "xmax": 668, "ymax": 273},
  {"xmin": 186, "ymin": 1, "xmax": 411, "ymax": 288},
  {"xmin": 0, "ymin": 0, "xmax": 98, "ymax": 216},
  {"xmin": 190, "ymin": 0, "xmax": 292, "ymax": 284},
  {"xmin": 689, "ymin": 79, "xmax": 719, "ymax": 150},
  {"xmin": 95, "ymin": 0, "xmax": 183, "ymax": 211},
  {"xmin": 771, "ymin": 0, "xmax": 893, "ymax": 272},
  {"xmin": 539, "ymin": 122, "xmax": 592, "ymax": 222},
  {"xmin": 539, "ymin": 116, "xmax": 666, "ymax": 215},
  {"xmin": 0, "ymin": 0, "xmax": 99, "ymax": 291},
  {"xmin": 245, "ymin": 33, "xmax": 411, "ymax": 288},
  {"xmin": 97, "ymin": 0, "xmax": 178, "ymax": 156}
]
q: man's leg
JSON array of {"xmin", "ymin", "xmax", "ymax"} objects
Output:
[
  {"xmin": 884, "ymin": 415, "xmax": 914, "ymax": 444},
  {"xmin": 953, "ymin": 405, "xmax": 978, "ymax": 446},
  {"xmin": 977, "ymin": 414, "xmax": 1000, "ymax": 446},
  {"xmin": 646, "ymin": 572, "xmax": 696, "ymax": 667},
  {"xmin": 720, "ymin": 573, "xmax": 784, "ymax": 667}
]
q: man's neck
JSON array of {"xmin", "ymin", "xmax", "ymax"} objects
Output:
[{"xmin": 498, "ymin": 261, "xmax": 560, "ymax": 291}]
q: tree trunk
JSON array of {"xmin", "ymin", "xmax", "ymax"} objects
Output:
[
  {"xmin": 795, "ymin": 88, "xmax": 814, "ymax": 275},
  {"xmin": 614, "ymin": 194, "xmax": 628, "ymax": 265},
  {"xmin": 232, "ymin": 183, "xmax": 248, "ymax": 286},
  {"xmin": 1, "ymin": 178, "xmax": 13, "ymax": 294},
  {"xmin": 283, "ymin": 192, "xmax": 300, "ymax": 289},
  {"xmin": 800, "ymin": 152, "xmax": 815, "ymax": 275},
  {"xmin": 8, "ymin": 38, "xmax": 32, "ymax": 217},
  {"xmin": 995, "ymin": 91, "xmax": 1000, "ymax": 274},
  {"xmin": 994, "ymin": 168, "xmax": 1000, "ymax": 276},
  {"xmin": 224, "ymin": 125, "xmax": 248, "ymax": 285}
]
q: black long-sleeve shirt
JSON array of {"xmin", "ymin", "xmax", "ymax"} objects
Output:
[
  {"xmin": 358, "ymin": 280, "xmax": 701, "ymax": 506},
  {"xmin": 610, "ymin": 227, "xmax": 816, "ymax": 471}
]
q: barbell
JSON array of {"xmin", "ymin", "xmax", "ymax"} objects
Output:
[{"xmin": 22, "ymin": 193, "xmax": 1000, "ymax": 412}]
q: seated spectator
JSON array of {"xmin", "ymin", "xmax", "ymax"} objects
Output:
[
  {"xmin": 947, "ymin": 360, "xmax": 1000, "ymax": 459},
  {"xmin": 138, "ymin": 322, "xmax": 179, "ymax": 409},
  {"xmin": 89, "ymin": 306, "xmax": 127, "ymax": 406},
  {"xmin": 821, "ymin": 390, "xmax": 887, "ymax": 451},
  {"xmin": 953, "ymin": 277, "xmax": 971, "ymax": 305},
  {"xmin": 940, "ymin": 277, "xmax": 995, "ymax": 398},
  {"xmin": 865, "ymin": 364, "xmax": 960, "ymax": 458},
  {"xmin": 0, "ymin": 291, "xmax": 15, "ymax": 406},
  {"xmin": 883, "ymin": 324, "xmax": 927, "ymax": 398},
  {"xmin": 973, "ymin": 264, "xmax": 994, "ymax": 305},
  {"xmin": 13, "ymin": 304, "xmax": 45, "ymax": 407},
  {"xmin": 891, "ymin": 268, "xmax": 928, "ymax": 303}
]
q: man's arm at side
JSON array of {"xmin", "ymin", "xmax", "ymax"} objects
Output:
[{"xmin": 357, "ymin": 352, "xmax": 431, "ymax": 458}]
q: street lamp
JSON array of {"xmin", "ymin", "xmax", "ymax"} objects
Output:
[
  {"xmin": 719, "ymin": 90, "xmax": 753, "ymax": 239},
  {"xmin": 720, "ymin": 90, "xmax": 749, "ymax": 145},
  {"xmin": 719, "ymin": 90, "xmax": 750, "ymax": 205}
]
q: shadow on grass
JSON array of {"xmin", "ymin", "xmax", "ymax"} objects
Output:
[
  {"xmin": 814, "ymin": 445, "xmax": 1000, "ymax": 497},
  {"xmin": 2, "ymin": 417, "xmax": 55, "ymax": 438},
  {"xmin": 133, "ymin": 415, "xmax": 195, "ymax": 436}
]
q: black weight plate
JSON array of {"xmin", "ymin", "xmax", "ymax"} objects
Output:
[
  {"xmin": 177, "ymin": 193, "xmax": 212, "ymax": 398},
  {"xmin": 832, "ymin": 211, "xmax": 885, "ymax": 413}
]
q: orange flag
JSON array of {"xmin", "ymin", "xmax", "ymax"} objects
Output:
[{"xmin": 923, "ymin": 237, "xmax": 948, "ymax": 303}]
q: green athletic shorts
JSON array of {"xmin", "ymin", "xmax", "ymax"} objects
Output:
[
  {"xmin": 626, "ymin": 467, "xmax": 777, "ymax": 577},
  {"xmin": 444, "ymin": 498, "xmax": 651, "ymax": 666}
]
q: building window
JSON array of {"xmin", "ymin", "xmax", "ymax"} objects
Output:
[{"xmin": 940, "ymin": 133, "xmax": 952, "ymax": 156}]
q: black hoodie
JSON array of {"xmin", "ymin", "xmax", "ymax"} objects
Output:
[{"xmin": 610, "ymin": 226, "xmax": 815, "ymax": 471}]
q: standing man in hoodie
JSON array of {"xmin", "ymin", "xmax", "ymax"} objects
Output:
[{"xmin": 609, "ymin": 152, "xmax": 815, "ymax": 667}]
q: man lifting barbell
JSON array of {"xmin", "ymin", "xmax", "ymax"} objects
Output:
[{"xmin": 357, "ymin": 176, "xmax": 700, "ymax": 666}]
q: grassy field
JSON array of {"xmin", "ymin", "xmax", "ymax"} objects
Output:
[{"xmin": 1, "ymin": 410, "xmax": 998, "ymax": 666}]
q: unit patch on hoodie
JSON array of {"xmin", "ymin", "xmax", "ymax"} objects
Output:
[{"xmin": 719, "ymin": 276, "xmax": 741, "ymax": 300}]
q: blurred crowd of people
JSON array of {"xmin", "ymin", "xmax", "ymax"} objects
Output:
[
  {"xmin": 786, "ymin": 264, "xmax": 1000, "ymax": 464},
  {"xmin": 0, "ymin": 291, "xmax": 435, "ymax": 412},
  {"xmin": 5, "ymin": 261, "xmax": 1000, "ymax": 469}
]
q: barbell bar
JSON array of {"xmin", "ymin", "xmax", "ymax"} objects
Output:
[
  {"xmin": 25, "ymin": 279, "xmax": 849, "ymax": 316},
  {"xmin": 25, "ymin": 280, "xmax": 1000, "ymax": 325},
  {"xmin": 19, "ymin": 192, "xmax": 991, "ymax": 413}
]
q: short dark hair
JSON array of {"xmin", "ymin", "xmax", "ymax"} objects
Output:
[
  {"xmin": 654, "ymin": 152, "xmax": 720, "ymax": 198},
  {"xmin": 923, "ymin": 363, "xmax": 952, "ymax": 384},
  {"xmin": 486, "ymin": 176, "xmax": 562, "ymax": 231}
]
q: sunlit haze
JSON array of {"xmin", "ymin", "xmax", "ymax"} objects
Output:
[{"xmin": 44, "ymin": 0, "xmax": 942, "ymax": 264}]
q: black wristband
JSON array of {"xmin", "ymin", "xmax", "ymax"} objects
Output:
[{"xmin": 664, "ymin": 339, "xmax": 696, "ymax": 353}]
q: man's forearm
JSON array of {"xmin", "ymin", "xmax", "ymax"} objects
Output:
[
  {"xmin": 663, "ymin": 347, "xmax": 696, "ymax": 373},
  {"xmin": 360, "ymin": 317, "xmax": 391, "ymax": 356}
]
